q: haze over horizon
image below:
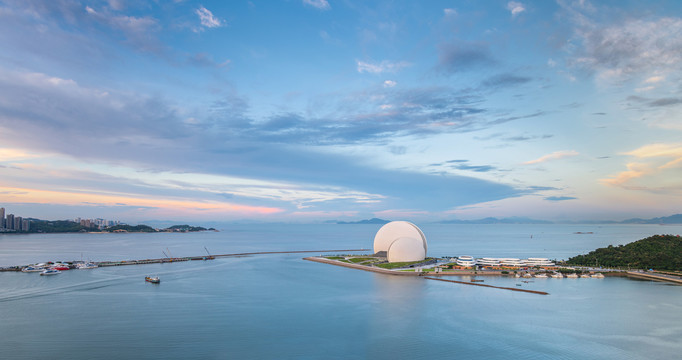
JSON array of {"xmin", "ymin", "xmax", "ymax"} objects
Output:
[{"xmin": 2, "ymin": 0, "xmax": 682, "ymax": 224}]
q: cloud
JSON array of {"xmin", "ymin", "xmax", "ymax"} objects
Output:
[
  {"xmin": 506, "ymin": 2, "xmax": 526, "ymax": 17},
  {"xmin": 443, "ymin": 8, "xmax": 457, "ymax": 17},
  {"xmin": 0, "ymin": 68, "xmax": 525, "ymax": 215},
  {"xmin": 436, "ymin": 41, "xmax": 496, "ymax": 74},
  {"xmin": 196, "ymin": 6, "xmax": 223, "ymax": 29},
  {"xmin": 383, "ymin": 80, "xmax": 397, "ymax": 88},
  {"xmin": 601, "ymin": 143, "xmax": 682, "ymax": 189},
  {"xmin": 523, "ymin": 150, "xmax": 579, "ymax": 165},
  {"xmin": 561, "ymin": 4, "xmax": 682, "ymax": 82},
  {"xmin": 544, "ymin": 196, "xmax": 577, "ymax": 201},
  {"xmin": 481, "ymin": 73, "xmax": 533, "ymax": 88},
  {"xmin": 85, "ymin": 5, "xmax": 162, "ymax": 53},
  {"xmin": 357, "ymin": 60, "xmax": 410, "ymax": 74},
  {"xmin": 303, "ymin": 0, "xmax": 331, "ymax": 11},
  {"xmin": 186, "ymin": 53, "xmax": 230, "ymax": 68}
]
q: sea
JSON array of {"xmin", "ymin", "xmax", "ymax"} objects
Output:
[{"xmin": 0, "ymin": 223, "xmax": 681, "ymax": 359}]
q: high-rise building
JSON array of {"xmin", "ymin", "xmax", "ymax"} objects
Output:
[
  {"xmin": 6, "ymin": 214, "xmax": 14, "ymax": 230},
  {"xmin": 0, "ymin": 207, "xmax": 4, "ymax": 229},
  {"xmin": 22, "ymin": 219, "xmax": 29, "ymax": 232},
  {"xmin": 15, "ymin": 216, "xmax": 22, "ymax": 231}
]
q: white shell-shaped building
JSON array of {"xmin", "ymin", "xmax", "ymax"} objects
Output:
[{"xmin": 373, "ymin": 221, "xmax": 427, "ymax": 263}]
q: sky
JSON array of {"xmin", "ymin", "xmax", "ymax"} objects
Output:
[{"xmin": 1, "ymin": 0, "xmax": 682, "ymax": 224}]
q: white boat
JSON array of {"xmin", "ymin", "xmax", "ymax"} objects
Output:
[
  {"xmin": 455, "ymin": 256, "xmax": 477, "ymax": 267},
  {"xmin": 77, "ymin": 262, "xmax": 97, "ymax": 269},
  {"xmin": 591, "ymin": 273, "xmax": 605, "ymax": 278},
  {"xmin": 40, "ymin": 269, "xmax": 61, "ymax": 276},
  {"xmin": 21, "ymin": 266, "xmax": 44, "ymax": 272}
]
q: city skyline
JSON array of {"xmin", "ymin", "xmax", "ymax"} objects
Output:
[{"xmin": 1, "ymin": 1, "xmax": 682, "ymax": 223}]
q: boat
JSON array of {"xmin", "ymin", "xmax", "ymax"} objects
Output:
[
  {"xmin": 51, "ymin": 265, "xmax": 70, "ymax": 271},
  {"xmin": 591, "ymin": 273, "xmax": 605, "ymax": 278},
  {"xmin": 21, "ymin": 266, "xmax": 44, "ymax": 272},
  {"xmin": 77, "ymin": 262, "xmax": 97, "ymax": 269},
  {"xmin": 145, "ymin": 276, "xmax": 160, "ymax": 284},
  {"xmin": 40, "ymin": 269, "xmax": 61, "ymax": 276},
  {"xmin": 470, "ymin": 279, "xmax": 484, "ymax": 282}
]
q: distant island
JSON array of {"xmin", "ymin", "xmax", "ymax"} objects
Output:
[
  {"xmin": 336, "ymin": 218, "xmax": 391, "ymax": 225},
  {"xmin": 10, "ymin": 219, "xmax": 214, "ymax": 234},
  {"xmin": 564, "ymin": 234, "xmax": 682, "ymax": 271}
]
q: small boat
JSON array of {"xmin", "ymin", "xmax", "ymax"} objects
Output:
[
  {"xmin": 470, "ymin": 279, "xmax": 484, "ymax": 282},
  {"xmin": 40, "ymin": 269, "xmax": 61, "ymax": 276},
  {"xmin": 21, "ymin": 266, "xmax": 44, "ymax": 272},
  {"xmin": 145, "ymin": 276, "xmax": 160, "ymax": 284},
  {"xmin": 52, "ymin": 266, "xmax": 70, "ymax": 271},
  {"xmin": 77, "ymin": 263, "xmax": 98, "ymax": 269}
]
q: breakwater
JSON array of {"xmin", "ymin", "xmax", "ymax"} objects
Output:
[
  {"xmin": 0, "ymin": 249, "xmax": 371, "ymax": 271},
  {"xmin": 423, "ymin": 276, "xmax": 550, "ymax": 295}
]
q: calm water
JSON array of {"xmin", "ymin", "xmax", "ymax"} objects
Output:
[{"xmin": 1, "ymin": 224, "xmax": 681, "ymax": 359}]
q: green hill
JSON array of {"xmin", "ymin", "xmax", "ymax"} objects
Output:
[{"xmin": 565, "ymin": 234, "xmax": 682, "ymax": 271}]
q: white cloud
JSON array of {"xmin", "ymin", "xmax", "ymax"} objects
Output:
[
  {"xmin": 357, "ymin": 60, "xmax": 410, "ymax": 74},
  {"xmin": 303, "ymin": 0, "xmax": 331, "ymax": 10},
  {"xmin": 444, "ymin": 8, "xmax": 457, "ymax": 17},
  {"xmin": 196, "ymin": 6, "xmax": 222, "ymax": 29},
  {"xmin": 523, "ymin": 150, "xmax": 579, "ymax": 165},
  {"xmin": 644, "ymin": 76, "xmax": 664, "ymax": 84},
  {"xmin": 383, "ymin": 80, "xmax": 397, "ymax": 88},
  {"xmin": 506, "ymin": 2, "xmax": 526, "ymax": 17}
]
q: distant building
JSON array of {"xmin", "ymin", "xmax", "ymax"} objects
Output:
[
  {"xmin": 22, "ymin": 219, "xmax": 29, "ymax": 231},
  {"xmin": 0, "ymin": 207, "xmax": 5, "ymax": 228},
  {"xmin": 14, "ymin": 216, "xmax": 22, "ymax": 231},
  {"xmin": 6, "ymin": 214, "xmax": 14, "ymax": 230}
]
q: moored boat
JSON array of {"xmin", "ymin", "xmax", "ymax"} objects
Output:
[
  {"xmin": 40, "ymin": 269, "xmax": 61, "ymax": 276},
  {"xmin": 21, "ymin": 266, "xmax": 44, "ymax": 272},
  {"xmin": 77, "ymin": 263, "xmax": 98, "ymax": 269}
]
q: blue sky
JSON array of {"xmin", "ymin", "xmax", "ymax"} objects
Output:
[{"xmin": 1, "ymin": 0, "xmax": 682, "ymax": 223}]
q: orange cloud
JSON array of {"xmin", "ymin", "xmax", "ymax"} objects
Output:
[
  {"xmin": 0, "ymin": 186, "xmax": 283, "ymax": 215},
  {"xmin": 523, "ymin": 150, "xmax": 579, "ymax": 165}
]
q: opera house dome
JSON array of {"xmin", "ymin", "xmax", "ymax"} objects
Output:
[{"xmin": 373, "ymin": 221, "xmax": 427, "ymax": 263}]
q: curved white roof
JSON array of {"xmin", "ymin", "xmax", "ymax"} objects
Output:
[
  {"xmin": 386, "ymin": 237, "xmax": 426, "ymax": 263},
  {"xmin": 373, "ymin": 221, "xmax": 427, "ymax": 254}
]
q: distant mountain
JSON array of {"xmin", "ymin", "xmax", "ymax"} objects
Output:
[
  {"xmin": 336, "ymin": 218, "xmax": 391, "ymax": 225},
  {"xmin": 620, "ymin": 214, "xmax": 682, "ymax": 224},
  {"xmin": 439, "ymin": 216, "xmax": 553, "ymax": 224}
]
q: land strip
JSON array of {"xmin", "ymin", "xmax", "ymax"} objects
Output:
[
  {"xmin": 625, "ymin": 271, "xmax": 682, "ymax": 285},
  {"xmin": 423, "ymin": 276, "xmax": 550, "ymax": 295}
]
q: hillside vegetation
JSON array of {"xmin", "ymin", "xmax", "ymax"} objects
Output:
[{"xmin": 565, "ymin": 234, "xmax": 682, "ymax": 271}]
